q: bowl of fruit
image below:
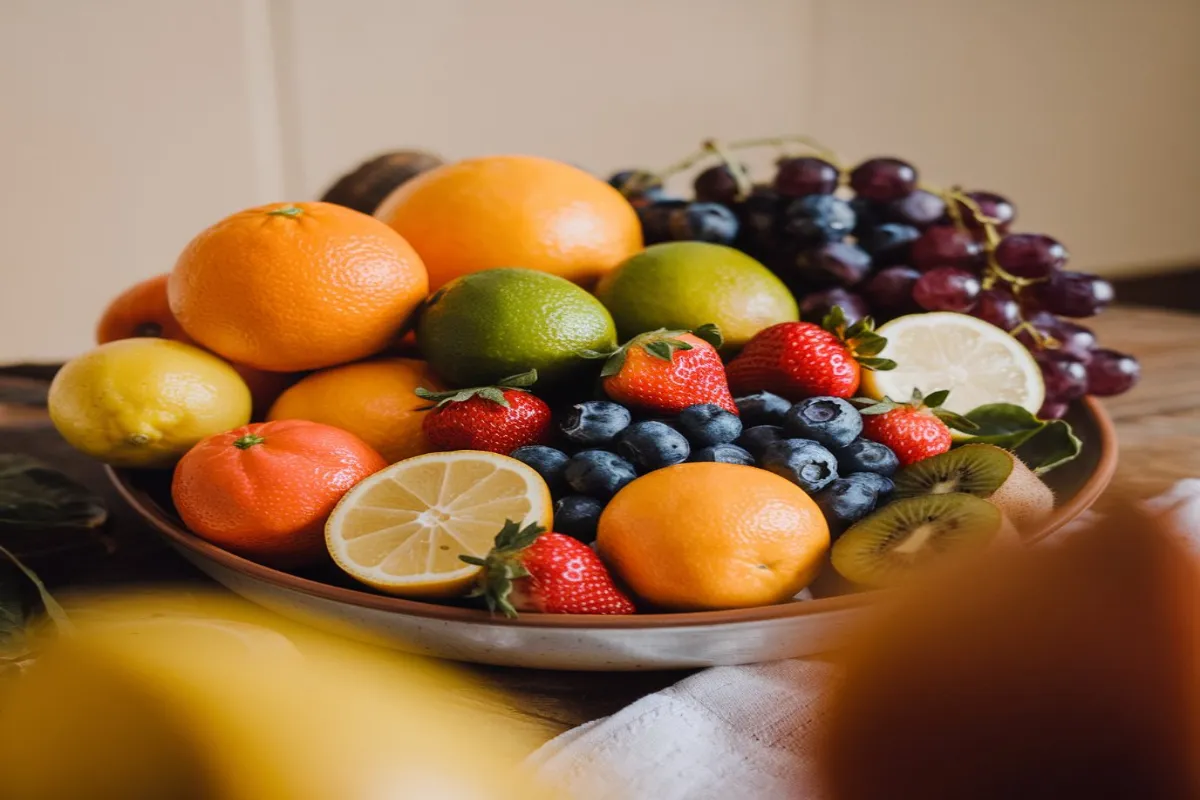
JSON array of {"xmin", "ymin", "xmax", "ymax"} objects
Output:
[{"xmin": 61, "ymin": 143, "xmax": 1126, "ymax": 670}]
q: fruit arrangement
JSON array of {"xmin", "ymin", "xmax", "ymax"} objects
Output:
[{"xmin": 48, "ymin": 143, "xmax": 1135, "ymax": 619}]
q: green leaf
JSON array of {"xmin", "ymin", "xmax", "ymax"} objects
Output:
[
  {"xmin": 600, "ymin": 349, "xmax": 628, "ymax": 378},
  {"xmin": 923, "ymin": 389, "xmax": 951, "ymax": 409},
  {"xmin": 821, "ymin": 305, "xmax": 847, "ymax": 333},
  {"xmin": 858, "ymin": 357, "xmax": 897, "ymax": 371},
  {"xmin": 0, "ymin": 455, "xmax": 106, "ymax": 531},
  {"xmin": 497, "ymin": 370, "xmax": 538, "ymax": 388},
  {"xmin": 852, "ymin": 336, "xmax": 887, "ymax": 357},
  {"xmin": 934, "ymin": 409, "xmax": 979, "ymax": 432},
  {"xmin": 578, "ymin": 349, "xmax": 613, "ymax": 360},
  {"xmin": 644, "ymin": 341, "xmax": 675, "ymax": 361},
  {"xmin": 0, "ymin": 545, "xmax": 71, "ymax": 633},
  {"xmin": 691, "ymin": 323, "xmax": 724, "ymax": 350},
  {"xmin": 1016, "ymin": 420, "xmax": 1082, "ymax": 475},
  {"xmin": 857, "ymin": 399, "xmax": 898, "ymax": 415},
  {"xmin": 845, "ymin": 318, "xmax": 870, "ymax": 339},
  {"xmin": 955, "ymin": 403, "xmax": 1046, "ymax": 450},
  {"xmin": 476, "ymin": 387, "xmax": 510, "ymax": 407}
]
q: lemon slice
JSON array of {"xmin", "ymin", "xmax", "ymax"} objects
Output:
[
  {"xmin": 861, "ymin": 312, "xmax": 1044, "ymax": 417},
  {"xmin": 326, "ymin": 451, "xmax": 553, "ymax": 597}
]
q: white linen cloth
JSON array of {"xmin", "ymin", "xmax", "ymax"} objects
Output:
[{"xmin": 528, "ymin": 481, "xmax": 1200, "ymax": 800}]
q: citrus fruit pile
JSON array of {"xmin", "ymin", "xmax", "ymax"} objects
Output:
[{"xmin": 49, "ymin": 143, "xmax": 1131, "ymax": 617}]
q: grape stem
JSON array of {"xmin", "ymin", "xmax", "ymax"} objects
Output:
[
  {"xmin": 701, "ymin": 138, "xmax": 754, "ymax": 201},
  {"xmin": 726, "ymin": 135, "xmax": 842, "ymax": 168}
]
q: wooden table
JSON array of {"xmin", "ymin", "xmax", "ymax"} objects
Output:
[{"xmin": 1, "ymin": 305, "xmax": 1193, "ymax": 744}]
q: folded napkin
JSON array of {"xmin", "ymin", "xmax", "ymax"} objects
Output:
[{"xmin": 529, "ymin": 481, "xmax": 1200, "ymax": 800}]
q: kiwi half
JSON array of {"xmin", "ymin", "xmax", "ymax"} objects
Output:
[
  {"xmin": 893, "ymin": 444, "xmax": 1014, "ymax": 499},
  {"xmin": 831, "ymin": 493, "xmax": 1003, "ymax": 588}
]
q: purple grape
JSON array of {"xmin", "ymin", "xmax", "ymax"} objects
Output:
[
  {"xmin": 1047, "ymin": 319, "xmax": 1097, "ymax": 361},
  {"xmin": 911, "ymin": 225, "xmax": 984, "ymax": 271},
  {"xmin": 637, "ymin": 201, "xmax": 738, "ymax": 245},
  {"xmin": 693, "ymin": 164, "xmax": 743, "ymax": 204},
  {"xmin": 1038, "ymin": 400, "xmax": 1070, "ymax": 420},
  {"xmin": 782, "ymin": 194, "xmax": 857, "ymax": 244},
  {"xmin": 793, "ymin": 241, "xmax": 872, "ymax": 288},
  {"xmin": 849, "ymin": 158, "xmax": 918, "ymax": 202},
  {"xmin": 774, "ymin": 157, "xmax": 839, "ymax": 197},
  {"xmin": 971, "ymin": 287, "xmax": 1021, "ymax": 330},
  {"xmin": 858, "ymin": 223, "xmax": 920, "ymax": 266},
  {"xmin": 732, "ymin": 186, "xmax": 787, "ymax": 264},
  {"xmin": 1086, "ymin": 349, "xmax": 1140, "ymax": 396},
  {"xmin": 995, "ymin": 233, "xmax": 1069, "ymax": 279},
  {"xmin": 913, "ymin": 267, "xmax": 981, "ymax": 312},
  {"xmin": 884, "ymin": 189, "xmax": 946, "ymax": 229},
  {"xmin": 799, "ymin": 288, "xmax": 869, "ymax": 325},
  {"xmin": 1023, "ymin": 272, "xmax": 1114, "ymax": 318},
  {"xmin": 947, "ymin": 191, "xmax": 1016, "ymax": 232},
  {"xmin": 863, "ymin": 266, "xmax": 922, "ymax": 317},
  {"xmin": 1035, "ymin": 351, "xmax": 1089, "ymax": 401},
  {"xmin": 850, "ymin": 198, "xmax": 887, "ymax": 236}
]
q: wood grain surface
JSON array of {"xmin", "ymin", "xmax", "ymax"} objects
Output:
[{"xmin": 0, "ymin": 305, "xmax": 1189, "ymax": 743}]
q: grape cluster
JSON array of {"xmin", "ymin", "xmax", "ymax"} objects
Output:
[{"xmin": 609, "ymin": 147, "xmax": 1140, "ymax": 417}]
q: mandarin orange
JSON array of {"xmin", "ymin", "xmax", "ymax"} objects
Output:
[
  {"xmin": 596, "ymin": 463, "xmax": 830, "ymax": 611},
  {"xmin": 96, "ymin": 274, "xmax": 192, "ymax": 345},
  {"xmin": 171, "ymin": 420, "xmax": 386, "ymax": 568},
  {"xmin": 375, "ymin": 155, "xmax": 642, "ymax": 289},
  {"xmin": 169, "ymin": 202, "xmax": 427, "ymax": 372}
]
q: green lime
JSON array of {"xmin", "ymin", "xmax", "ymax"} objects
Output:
[
  {"xmin": 594, "ymin": 242, "xmax": 798, "ymax": 351},
  {"xmin": 417, "ymin": 268, "xmax": 617, "ymax": 388}
]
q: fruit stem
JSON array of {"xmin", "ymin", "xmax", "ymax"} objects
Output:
[
  {"xmin": 702, "ymin": 138, "xmax": 754, "ymax": 201},
  {"xmin": 266, "ymin": 206, "xmax": 303, "ymax": 218},
  {"xmin": 639, "ymin": 146, "xmax": 719, "ymax": 194},
  {"xmin": 726, "ymin": 135, "xmax": 842, "ymax": 169},
  {"xmin": 233, "ymin": 434, "xmax": 266, "ymax": 450}
]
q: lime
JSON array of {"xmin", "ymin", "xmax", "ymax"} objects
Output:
[
  {"xmin": 417, "ymin": 268, "xmax": 617, "ymax": 387},
  {"xmin": 48, "ymin": 338, "xmax": 252, "ymax": 468},
  {"xmin": 594, "ymin": 242, "xmax": 798, "ymax": 351}
]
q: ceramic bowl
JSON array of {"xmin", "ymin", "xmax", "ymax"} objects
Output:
[{"xmin": 109, "ymin": 398, "xmax": 1117, "ymax": 671}]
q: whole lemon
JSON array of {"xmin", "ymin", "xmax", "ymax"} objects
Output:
[
  {"xmin": 417, "ymin": 268, "xmax": 617, "ymax": 388},
  {"xmin": 49, "ymin": 339, "xmax": 251, "ymax": 468},
  {"xmin": 595, "ymin": 241, "xmax": 799, "ymax": 352}
]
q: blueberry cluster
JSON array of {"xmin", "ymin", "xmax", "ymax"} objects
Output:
[{"xmin": 511, "ymin": 393, "xmax": 901, "ymax": 544}]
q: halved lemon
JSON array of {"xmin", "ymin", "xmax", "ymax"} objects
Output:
[
  {"xmin": 860, "ymin": 312, "xmax": 1044, "ymax": 417},
  {"xmin": 325, "ymin": 451, "xmax": 553, "ymax": 597}
]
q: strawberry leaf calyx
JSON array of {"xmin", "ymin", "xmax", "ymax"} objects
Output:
[
  {"xmin": 852, "ymin": 389, "xmax": 979, "ymax": 431},
  {"xmin": 821, "ymin": 307, "xmax": 896, "ymax": 372},
  {"xmin": 459, "ymin": 519, "xmax": 546, "ymax": 618},
  {"xmin": 414, "ymin": 370, "xmax": 538, "ymax": 409},
  {"xmin": 583, "ymin": 325, "xmax": 723, "ymax": 378}
]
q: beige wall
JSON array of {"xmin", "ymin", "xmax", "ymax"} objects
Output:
[{"xmin": 3, "ymin": 0, "xmax": 1199, "ymax": 362}]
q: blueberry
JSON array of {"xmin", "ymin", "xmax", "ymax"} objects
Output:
[
  {"xmin": 677, "ymin": 404, "xmax": 743, "ymax": 447},
  {"xmin": 814, "ymin": 476, "xmax": 879, "ymax": 535},
  {"xmin": 846, "ymin": 471, "xmax": 894, "ymax": 504},
  {"xmin": 759, "ymin": 438, "xmax": 839, "ymax": 493},
  {"xmin": 734, "ymin": 392, "xmax": 792, "ymax": 427},
  {"xmin": 784, "ymin": 397, "xmax": 862, "ymax": 450},
  {"xmin": 858, "ymin": 223, "xmax": 920, "ymax": 266},
  {"xmin": 560, "ymin": 401, "xmax": 632, "ymax": 446},
  {"xmin": 782, "ymin": 194, "xmax": 857, "ymax": 244},
  {"xmin": 509, "ymin": 445, "xmax": 570, "ymax": 493},
  {"xmin": 737, "ymin": 425, "xmax": 786, "ymax": 459},
  {"xmin": 564, "ymin": 450, "xmax": 637, "ymax": 499},
  {"xmin": 614, "ymin": 421, "xmax": 690, "ymax": 472},
  {"xmin": 690, "ymin": 443, "xmax": 756, "ymax": 466},
  {"xmin": 553, "ymin": 495, "xmax": 606, "ymax": 543},
  {"xmin": 834, "ymin": 438, "xmax": 900, "ymax": 477}
]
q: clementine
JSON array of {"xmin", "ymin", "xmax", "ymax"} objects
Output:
[
  {"xmin": 375, "ymin": 155, "xmax": 642, "ymax": 289},
  {"xmin": 267, "ymin": 358, "xmax": 445, "ymax": 463},
  {"xmin": 171, "ymin": 420, "xmax": 386, "ymax": 568},
  {"xmin": 96, "ymin": 274, "xmax": 192, "ymax": 345},
  {"xmin": 169, "ymin": 202, "xmax": 428, "ymax": 372},
  {"xmin": 596, "ymin": 463, "xmax": 830, "ymax": 611}
]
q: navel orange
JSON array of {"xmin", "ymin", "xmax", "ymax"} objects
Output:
[
  {"xmin": 169, "ymin": 202, "xmax": 428, "ymax": 372},
  {"xmin": 596, "ymin": 463, "xmax": 830, "ymax": 611},
  {"xmin": 267, "ymin": 358, "xmax": 445, "ymax": 463},
  {"xmin": 375, "ymin": 155, "xmax": 642, "ymax": 289},
  {"xmin": 171, "ymin": 420, "xmax": 386, "ymax": 569}
]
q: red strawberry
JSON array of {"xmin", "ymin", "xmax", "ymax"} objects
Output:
[
  {"xmin": 595, "ymin": 324, "xmax": 737, "ymax": 415},
  {"xmin": 461, "ymin": 520, "xmax": 636, "ymax": 617},
  {"xmin": 857, "ymin": 389, "xmax": 976, "ymax": 466},
  {"xmin": 726, "ymin": 307, "xmax": 896, "ymax": 400},
  {"xmin": 416, "ymin": 370, "xmax": 551, "ymax": 454}
]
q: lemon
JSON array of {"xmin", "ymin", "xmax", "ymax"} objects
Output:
[
  {"xmin": 594, "ymin": 241, "xmax": 799, "ymax": 352},
  {"xmin": 48, "ymin": 338, "xmax": 251, "ymax": 468},
  {"xmin": 326, "ymin": 450, "xmax": 554, "ymax": 596},
  {"xmin": 861, "ymin": 312, "xmax": 1044, "ymax": 416},
  {"xmin": 417, "ymin": 268, "xmax": 617, "ymax": 388}
]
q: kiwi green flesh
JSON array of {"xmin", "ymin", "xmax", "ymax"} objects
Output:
[
  {"xmin": 831, "ymin": 493, "xmax": 1003, "ymax": 588},
  {"xmin": 893, "ymin": 444, "xmax": 1014, "ymax": 500}
]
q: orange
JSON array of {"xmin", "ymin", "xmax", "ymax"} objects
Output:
[
  {"xmin": 267, "ymin": 358, "xmax": 445, "ymax": 463},
  {"xmin": 171, "ymin": 420, "xmax": 386, "ymax": 569},
  {"xmin": 596, "ymin": 463, "xmax": 830, "ymax": 611},
  {"xmin": 375, "ymin": 155, "xmax": 642, "ymax": 290},
  {"xmin": 169, "ymin": 201, "xmax": 428, "ymax": 372},
  {"xmin": 96, "ymin": 274, "xmax": 193, "ymax": 345},
  {"xmin": 96, "ymin": 272, "xmax": 298, "ymax": 418}
]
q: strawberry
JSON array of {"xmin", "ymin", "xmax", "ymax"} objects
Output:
[
  {"xmin": 855, "ymin": 388, "xmax": 977, "ymax": 466},
  {"xmin": 726, "ymin": 307, "xmax": 896, "ymax": 400},
  {"xmin": 591, "ymin": 324, "xmax": 737, "ymax": 415},
  {"xmin": 461, "ymin": 520, "xmax": 636, "ymax": 617},
  {"xmin": 416, "ymin": 370, "xmax": 551, "ymax": 454}
]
